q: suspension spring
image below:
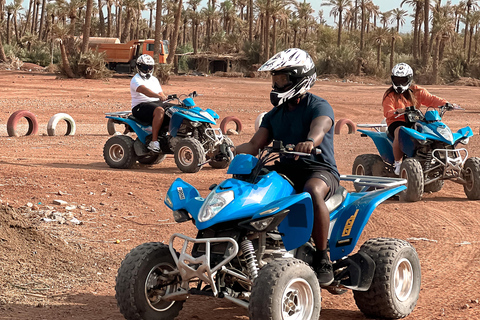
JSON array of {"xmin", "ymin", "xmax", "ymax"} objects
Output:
[
  {"xmin": 241, "ymin": 239, "xmax": 259, "ymax": 280},
  {"xmin": 425, "ymin": 152, "xmax": 433, "ymax": 172}
]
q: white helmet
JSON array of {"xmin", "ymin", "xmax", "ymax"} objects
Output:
[
  {"xmin": 391, "ymin": 63, "xmax": 413, "ymax": 94},
  {"xmin": 136, "ymin": 54, "xmax": 155, "ymax": 79},
  {"xmin": 258, "ymin": 48, "xmax": 317, "ymax": 107}
]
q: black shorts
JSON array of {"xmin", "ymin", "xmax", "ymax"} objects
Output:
[
  {"xmin": 132, "ymin": 101, "xmax": 165, "ymax": 124},
  {"xmin": 267, "ymin": 162, "xmax": 339, "ymax": 200},
  {"xmin": 387, "ymin": 121, "xmax": 408, "ymax": 140}
]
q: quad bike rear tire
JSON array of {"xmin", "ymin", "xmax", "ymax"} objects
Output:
[
  {"xmin": 399, "ymin": 158, "xmax": 424, "ymax": 202},
  {"xmin": 353, "ymin": 238, "xmax": 421, "ymax": 319},
  {"xmin": 138, "ymin": 153, "xmax": 167, "ymax": 165},
  {"xmin": 423, "ymin": 180, "xmax": 444, "ymax": 193},
  {"xmin": 209, "ymin": 136, "xmax": 233, "ymax": 169},
  {"xmin": 352, "ymin": 154, "xmax": 384, "ymax": 191},
  {"xmin": 103, "ymin": 135, "xmax": 137, "ymax": 169},
  {"xmin": 463, "ymin": 157, "xmax": 480, "ymax": 200},
  {"xmin": 115, "ymin": 242, "xmax": 185, "ymax": 320},
  {"xmin": 174, "ymin": 137, "xmax": 206, "ymax": 173},
  {"xmin": 249, "ymin": 258, "xmax": 321, "ymax": 320}
]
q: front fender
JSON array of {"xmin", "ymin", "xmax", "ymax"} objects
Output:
[
  {"xmin": 398, "ymin": 126, "xmax": 426, "ymax": 157},
  {"xmin": 328, "ymin": 185, "xmax": 406, "ymax": 261},
  {"xmin": 250, "ymin": 192, "xmax": 314, "ymax": 251},
  {"xmin": 164, "ymin": 178, "xmax": 204, "ymax": 216}
]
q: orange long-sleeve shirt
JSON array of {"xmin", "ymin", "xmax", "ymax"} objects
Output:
[{"xmin": 383, "ymin": 85, "xmax": 447, "ymax": 126}]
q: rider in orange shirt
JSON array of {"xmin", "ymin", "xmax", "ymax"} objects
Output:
[{"xmin": 383, "ymin": 63, "xmax": 449, "ymax": 175}]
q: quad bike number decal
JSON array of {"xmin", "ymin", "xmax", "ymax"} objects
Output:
[
  {"xmin": 342, "ymin": 209, "xmax": 359, "ymax": 237},
  {"xmin": 177, "ymin": 187, "xmax": 185, "ymax": 200}
]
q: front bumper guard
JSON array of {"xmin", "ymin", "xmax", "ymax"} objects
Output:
[
  {"xmin": 168, "ymin": 233, "xmax": 239, "ymax": 297},
  {"xmin": 431, "ymin": 148, "xmax": 468, "ymax": 179}
]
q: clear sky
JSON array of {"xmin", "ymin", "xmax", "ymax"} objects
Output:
[{"xmin": 5, "ymin": 0, "xmax": 464, "ymax": 34}]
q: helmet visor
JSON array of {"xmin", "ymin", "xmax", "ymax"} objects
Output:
[
  {"xmin": 138, "ymin": 64, "xmax": 154, "ymax": 74},
  {"xmin": 392, "ymin": 76, "xmax": 410, "ymax": 87},
  {"xmin": 272, "ymin": 73, "xmax": 293, "ymax": 92}
]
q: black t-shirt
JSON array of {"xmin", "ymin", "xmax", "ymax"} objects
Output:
[{"xmin": 260, "ymin": 93, "xmax": 339, "ymax": 179}]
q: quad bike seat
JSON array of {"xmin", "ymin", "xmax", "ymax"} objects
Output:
[{"xmin": 325, "ymin": 186, "xmax": 347, "ymax": 213}]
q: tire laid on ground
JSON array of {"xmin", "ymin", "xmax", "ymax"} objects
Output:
[
  {"xmin": 220, "ymin": 116, "xmax": 243, "ymax": 134},
  {"xmin": 7, "ymin": 110, "xmax": 39, "ymax": 137},
  {"xmin": 47, "ymin": 113, "xmax": 76, "ymax": 136},
  {"xmin": 209, "ymin": 136, "xmax": 233, "ymax": 169},
  {"xmin": 138, "ymin": 153, "xmax": 167, "ymax": 165},
  {"xmin": 249, "ymin": 258, "xmax": 321, "ymax": 320},
  {"xmin": 399, "ymin": 158, "xmax": 424, "ymax": 202},
  {"xmin": 103, "ymin": 135, "xmax": 137, "ymax": 169},
  {"xmin": 353, "ymin": 238, "xmax": 421, "ymax": 319},
  {"xmin": 423, "ymin": 180, "xmax": 444, "ymax": 193},
  {"xmin": 463, "ymin": 157, "xmax": 480, "ymax": 200},
  {"xmin": 254, "ymin": 112, "xmax": 267, "ymax": 132},
  {"xmin": 334, "ymin": 118, "xmax": 356, "ymax": 134},
  {"xmin": 174, "ymin": 138, "xmax": 206, "ymax": 173},
  {"xmin": 352, "ymin": 154, "xmax": 384, "ymax": 191},
  {"xmin": 115, "ymin": 242, "xmax": 185, "ymax": 320}
]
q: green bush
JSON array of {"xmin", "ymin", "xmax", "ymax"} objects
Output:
[{"xmin": 156, "ymin": 63, "xmax": 173, "ymax": 84}]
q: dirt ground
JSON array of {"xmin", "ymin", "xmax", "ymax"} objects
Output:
[{"xmin": 1, "ymin": 70, "xmax": 480, "ymax": 320}]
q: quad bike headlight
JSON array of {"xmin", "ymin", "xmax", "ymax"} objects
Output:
[
  {"xmin": 437, "ymin": 126, "xmax": 453, "ymax": 143},
  {"xmin": 198, "ymin": 190, "xmax": 234, "ymax": 222}
]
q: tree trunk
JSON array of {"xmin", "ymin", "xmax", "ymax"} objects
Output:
[
  {"xmin": 82, "ymin": 0, "xmax": 93, "ymax": 53},
  {"xmin": 360, "ymin": 0, "xmax": 364, "ymax": 50},
  {"xmin": 121, "ymin": 8, "xmax": 131, "ymax": 43},
  {"xmin": 272, "ymin": 16, "xmax": 277, "ymax": 55},
  {"xmin": 153, "ymin": 0, "xmax": 163, "ymax": 63},
  {"xmin": 166, "ymin": 0, "xmax": 182, "ymax": 65},
  {"xmin": 432, "ymin": 36, "xmax": 440, "ymax": 84},
  {"xmin": 6, "ymin": 13, "xmax": 11, "ymax": 44},
  {"xmin": 337, "ymin": 9, "xmax": 343, "ymax": 46},
  {"xmin": 98, "ymin": 0, "xmax": 105, "ymax": 37},
  {"xmin": 468, "ymin": 26, "xmax": 474, "ymax": 63},
  {"xmin": 22, "ymin": 0, "xmax": 33, "ymax": 37},
  {"xmin": 107, "ymin": 3, "xmax": 112, "ymax": 37},
  {"xmin": 0, "ymin": 32, "xmax": 7, "ymax": 62},
  {"xmin": 38, "ymin": 0, "xmax": 46, "ymax": 39},
  {"xmin": 412, "ymin": 2, "xmax": 419, "ymax": 60},
  {"xmin": 354, "ymin": 0, "xmax": 358, "ymax": 30},
  {"xmin": 390, "ymin": 36, "xmax": 395, "ymax": 71},
  {"xmin": 60, "ymin": 40, "xmax": 76, "ymax": 78},
  {"xmin": 377, "ymin": 43, "xmax": 381, "ymax": 67},
  {"xmin": 248, "ymin": 0, "xmax": 253, "ymax": 42},
  {"xmin": 116, "ymin": 4, "xmax": 122, "ymax": 39},
  {"xmin": 422, "ymin": 0, "xmax": 429, "ymax": 66},
  {"xmin": 265, "ymin": 0, "xmax": 270, "ymax": 60}
]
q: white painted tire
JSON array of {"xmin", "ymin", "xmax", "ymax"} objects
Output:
[
  {"xmin": 47, "ymin": 113, "xmax": 76, "ymax": 136},
  {"xmin": 255, "ymin": 112, "xmax": 267, "ymax": 132}
]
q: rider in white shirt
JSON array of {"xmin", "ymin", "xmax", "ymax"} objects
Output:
[{"xmin": 130, "ymin": 54, "xmax": 167, "ymax": 152}]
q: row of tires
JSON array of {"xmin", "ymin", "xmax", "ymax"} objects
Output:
[{"xmin": 5, "ymin": 110, "xmax": 76, "ymax": 137}]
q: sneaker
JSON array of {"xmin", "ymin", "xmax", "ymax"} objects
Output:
[
  {"xmin": 148, "ymin": 141, "xmax": 160, "ymax": 153},
  {"xmin": 394, "ymin": 161, "xmax": 402, "ymax": 175},
  {"xmin": 315, "ymin": 259, "xmax": 334, "ymax": 286}
]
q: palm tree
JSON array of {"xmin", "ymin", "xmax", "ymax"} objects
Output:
[
  {"xmin": 106, "ymin": 0, "xmax": 114, "ymax": 36},
  {"xmin": 146, "ymin": 1, "xmax": 155, "ymax": 37},
  {"xmin": 422, "ymin": 0, "xmax": 429, "ymax": 66},
  {"xmin": 166, "ymin": 0, "xmax": 182, "ymax": 65},
  {"xmin": 389, "ymin": 28, "xmax": 402, "ymax": 70},
  {"xmin": 401, "ymin": 0, "xmax": 422, "ymax": 60},
  {"xmin": 0, "ymin": 30, "xmax": 7, "ymax": 62},
  {"xmin": 467, "ymin": 11, "xmax": 480, "ymax": 63},
  {"xmin": 373, "ymin": 27, "xmax": 389, "ymax": 67},
  {"xmin": 322, "ymin": 0, "xmax": 350, "ymax": 46},
  {"xmin": 38, "ymin": 0, "xmax": 47, "ymax": 39},
  {"xmin": 98, "ymin": 0, "xmax": 105, "ymax": 36},
  {"xmin": 5, "ymin": 4, "xmax": 13, "ymax": 44},
  {"xmin": 391, "ymin": 8, "xmax": 407, "ymax": 32},
  {"xmin": 431, "ymin": 5, "xmax": 454, "ymax": 83},
  {"xmin": 153, "ymin": 0, "xmax": 163, "ymax": 63},
  {"xmin": 9, "ymin": 0, "xmax": 23, "ymax": 43},
  {"xmin": 463, "ymin": 0, "xmax": 479, "ymax": 50},
  {"xmin": 380, "ymin": 10, "xmax": 392, "ymax": 28},
  {"xmin": 188, "ymin": 0, "xmax": 201, "ymax": 53},
  {"xmin": 121, "ymin": 0, "xmax": 136, "ymax": 42},
  {"xmin": 81, "ymin": 0, "xmax": 93, "ymax": 53},
  {"xmin": 52, "ymin": 23, "xmax": 75, "ymax": 77}
]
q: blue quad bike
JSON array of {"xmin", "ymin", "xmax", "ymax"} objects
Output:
[
  {"xmin": 103, "ymin": 91, "xmax": 233, "ymax": 173},
  {"xmin": 353, "ymin": 104, "xmax": 480, "ymax": 202},
  {"xmin": 115, "ymin": 141, "xmax": 421, "ymax": 320}
]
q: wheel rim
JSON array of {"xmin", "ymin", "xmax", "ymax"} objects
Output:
[
  {"xmin": 281, "ymin": 278, "xmax": 314, "ymax": 320},
  {"xmin": 178, "ymin": 146, "xmax": 194, "ymax": 166},
  {"xmin": 109, "ymin": 144, "xmax": 125, "ymax": 162},
  {"xmin": 144, "ymin": 262, "xmax": 178, "ymax": 311},
  {"xmin": 464, "ymin": 167, "xmax": 474, "ymax": 191},
  {"xmin": 355, "ymin": 164, "xmax": 365, "ymax": 175},
  {"xmin": 394, "ymin": 258, "xmax": 414, "ymax": 302}
]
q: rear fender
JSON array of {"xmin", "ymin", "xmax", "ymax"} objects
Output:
[
  {"xmin": 106, "ymin": 116, "xmax": 150, "ymax": 143},
  {"xmin": 358, "ymin": 129, "xmax": 394, "ymax": 164},
  {"xmin": 164, "ymin": 178, "xmax": 204, "ymax": 215},
  {"xmin": 250, "ymin": 193, "xmax": 314, "ymax": 251},
  {"xmin": 328, "ymin": 185, "xmax": 406, "ymax": 261}
]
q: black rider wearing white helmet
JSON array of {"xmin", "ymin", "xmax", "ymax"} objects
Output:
[
  {"xmin": 383, "ymin": 62, "xmax": 450, "ymax": 175},
  {"xmin": 130, "ymin": 54, "xmax": 168, "ymax": 152},
  {"xmin": 236, "ymin": 48, "xmax": 339, "ymax": 286}
]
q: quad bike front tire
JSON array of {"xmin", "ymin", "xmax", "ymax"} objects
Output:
[
  {"xmin": 399, "ymin": 158, "xmax": 424, "ymax": 202},
  {"xmin": 209, "ymin": 136, "xmax": 233, "ymax": 169},
  {"xmin": 174, "ymin": 137, "xmax": 206, "ymax": 173},
  {"xmin": 423, "ymin": 180, "xmax": 444, "ymax": 193},
  {"xmin": 463, "ymin": 157, "xmax": 480, "ymax": 200},
  {"xmin": 352, "ymin": 154, "xmax": 384, "ymax": 191},
  {"xmin": 115, "ymin": 242, "xmax": 184, "ymax": 320},
  {"xmin": 249, "ymin": 258, "xmax": 321, "ymax": 320},
  {"xmin": 103, "ymin": 135, "xmax": 137, "ymax": 169},
  {"xmin": 138, "ymin": 153, "xmax": 167, "ymax": 165},
  {"xmin": 353, "ymin": 238, "xmax": 421, "ymax": 319}
]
